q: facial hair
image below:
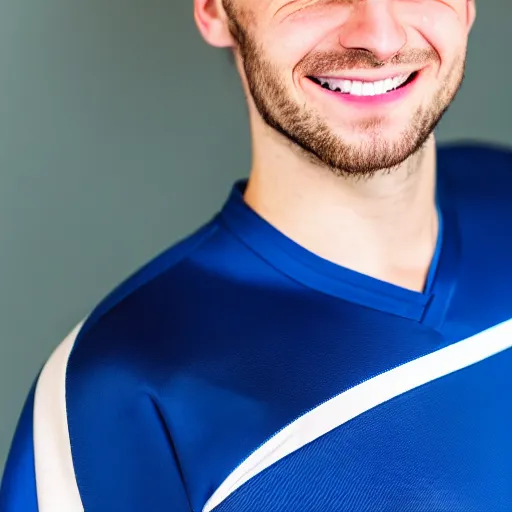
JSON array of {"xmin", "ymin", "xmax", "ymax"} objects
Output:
[{"xmin": 223, "ymin": 1, "xmax": 467, "ymax": 179}]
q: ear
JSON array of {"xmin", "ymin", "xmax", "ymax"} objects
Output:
[
  {"xmin": 466, "ymin": 0, "xmax": 476, "ymax": 33},
  {"xmin": 194, "ymin": 0, "xmax": 234, "ymax": 48}
]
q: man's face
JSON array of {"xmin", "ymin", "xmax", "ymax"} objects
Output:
[{"xmin": 222, "ymin": 0, "xmax": 475, "ymax": 177}]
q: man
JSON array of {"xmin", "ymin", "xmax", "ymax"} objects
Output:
[{"xmin": 1, "ymin": 0, "xmax": 512, "ymax": 510}]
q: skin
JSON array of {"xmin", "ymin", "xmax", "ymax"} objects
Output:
[{"xmin": 194, "ymin": 0, "xmax": 476, "ymax": 291}]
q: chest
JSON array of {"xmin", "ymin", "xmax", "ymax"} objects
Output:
[{"xmin": 210, "ymin": 352, "xmax": 512, "ymax": 512}]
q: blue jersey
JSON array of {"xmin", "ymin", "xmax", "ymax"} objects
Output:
[{"xmin": 1, "ymin": 144, "xmax": 512, "ymax": 512}]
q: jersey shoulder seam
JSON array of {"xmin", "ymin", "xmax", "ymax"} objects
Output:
[{"xmin": 76, "ymin": 219, "xmax": 220, "ymax": 343}]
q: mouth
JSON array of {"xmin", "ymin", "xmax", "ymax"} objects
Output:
[{"xmin": 307, "ymin": 71, "xmax": 420, "ymax": 98}]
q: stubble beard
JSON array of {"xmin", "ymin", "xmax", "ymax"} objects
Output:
[{"xmin": 223, "ymin": 1, "xmax": 467, "ymax": 179}]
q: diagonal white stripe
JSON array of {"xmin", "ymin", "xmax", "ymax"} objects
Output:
[
  {"xmin": 33, "ymin": 322, "xmax": 85, "ymax": 512},
  {"xmin": 203, "ymin": 317, "xmax": 512, "ymax": 512}
]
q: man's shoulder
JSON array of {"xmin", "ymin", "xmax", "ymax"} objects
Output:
[
  {"xmin": 61, "ymin": 217, "xmax": 229, "ymax": 385},
  {"xmin": 86, "ymin": 218, "xmax": 221, "ymax": 329},
  {"xmin": 436, "ymin": 141, "xmax": 512, "ymax": 226},
  {"xmin": 437, "ymin": 141, "xmax": 512, "ymax": 191}
]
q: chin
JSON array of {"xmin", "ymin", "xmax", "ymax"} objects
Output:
[{"xmin": 330, "ymin": 126, "xmax": 409, "ymax": 147}]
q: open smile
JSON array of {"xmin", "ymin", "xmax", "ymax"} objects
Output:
[
  {"xmin": 308, "ymin": 71, "xmax": 418, "ymax": 96},
  {"xmin": 305, "ymin": 70, "xmax": 423, "ymax": 105}
]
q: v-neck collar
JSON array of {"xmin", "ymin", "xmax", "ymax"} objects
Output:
[{"xmin": 219, "ymin": 154, "xmax": 460, "ymax": 330}]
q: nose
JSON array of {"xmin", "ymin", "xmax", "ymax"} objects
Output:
[{"xmin": 338, "ymin": 0, "xmax": 407, "ymax": 63}]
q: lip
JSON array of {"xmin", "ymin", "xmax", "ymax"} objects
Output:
[{"xmin": 303, "ymin": 68, "xmax": 424, "ymax": 107}]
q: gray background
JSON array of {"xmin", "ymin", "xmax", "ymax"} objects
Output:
[{"xmin": 0, "ymin": 0, "xmax": 509, "ymax": 476}]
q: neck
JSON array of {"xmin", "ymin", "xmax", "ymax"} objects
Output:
[{"xmin": 244, "ymin": 135, "xmax": 439, "ymax": 292}]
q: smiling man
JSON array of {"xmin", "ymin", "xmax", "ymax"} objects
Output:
[{"xmin": 2, "ymin": 1, "xmax": 512, "ymax": 511}]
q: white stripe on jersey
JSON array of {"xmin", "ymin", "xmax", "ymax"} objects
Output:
[
  {"xmin": 33, "ymin": 322, "xmax": 84, "ymax": 512},
  {"xmin": 203, "ymin": 317, "xmax": 512, "ymax": 512}
]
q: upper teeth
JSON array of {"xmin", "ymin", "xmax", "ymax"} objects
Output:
[{"xmin": 315, "ymin": 74, "xmax": 412, "ymax": 96}]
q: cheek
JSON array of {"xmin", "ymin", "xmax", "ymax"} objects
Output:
[
  {"xmin": 399, "ymin": 0, "xmax": 469, "ymax": 57},
  {"xmin": 262, "ymin": 5, "xmax": 353, "ymax": 65}
]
